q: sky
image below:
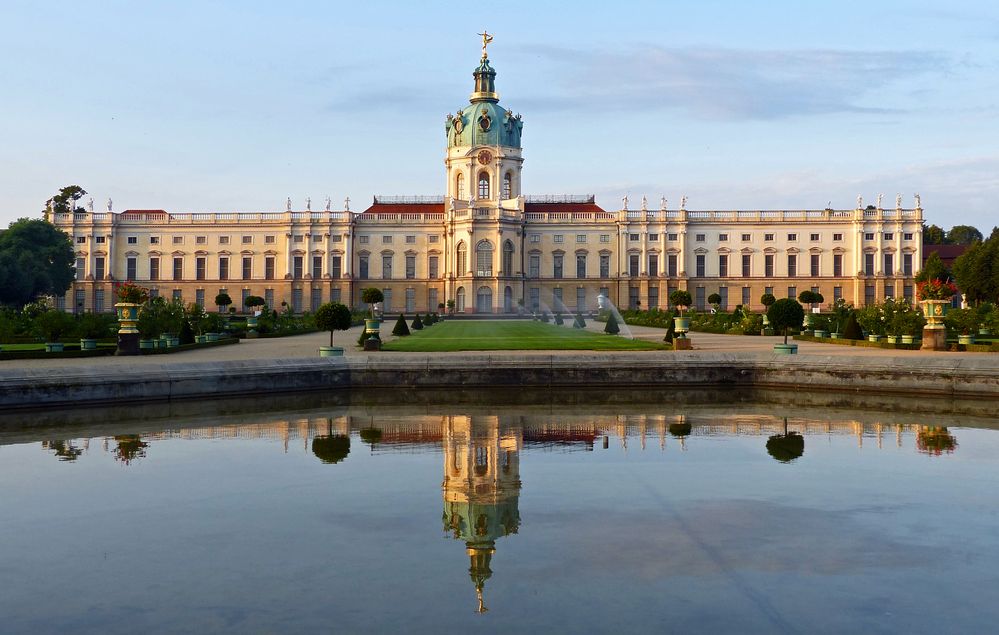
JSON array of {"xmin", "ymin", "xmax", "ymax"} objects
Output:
[{"xmin": 1, "ymin": 0, "xmax": 998, "ymax": 230}]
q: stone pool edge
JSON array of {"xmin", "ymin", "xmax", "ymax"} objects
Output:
[{"xmin": 1, "ymin": 352, "xmax": 998, "ymax": 410}]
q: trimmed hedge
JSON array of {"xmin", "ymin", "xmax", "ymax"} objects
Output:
[{"xmin": 794, "ymin": 334, "xmax": 920, "ymax": 350}]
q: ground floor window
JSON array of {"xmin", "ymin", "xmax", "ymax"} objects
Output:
[
  {"xmin": 292, "ymin": 288, "xmax": 303, "ymax": 313},
  {"xmin": 332, "ymin": 288, "xmax": 342, "ymax": 304},
  {"xmin": 406, "ymin": 288, "xmax": 416, "ymax": 313},
  {"xmin": 195, "ymin": 289, "xmax": 205, "ymax": 309},
  {"xmin": 865, "ymin": 285, "xmax": 876, "ymax": 306},
  {"xmin": 529, "ymin": 287, "xmax": 540, "ymax": 312},
  {"xmin": 311, "ymin": 287, "xmax": 322, "ymax": 311},
  {"xmin": 742, "ymin": 286, "xmax": 751, "ymax": 307},
  {"xmin": 428, "ymin": 288, "xmax": 438, "ymax": 312},
  {"xmin": 695, "ymin": 287, "xmax": 705, "ymax": 311},
  {"xmin": 719, "ymin": 286, "xmax": 728, "ymax": 311},
  {"xmin": 476, "ymin": 286, "xmax": 492, "ymax": 313},
  {"xmin": 629, "ymin": 287, "xmax": 639, "ymax": 309},
  {"xmin": 576, "ymin": 287, "xmax": 586, "ymax": 312},
  {"xmin": 265, "ymin": 288, "xmax": 274, "ymax": 308},
  {"xmin": 382, "ymin": 288, "xmax": 392, "ymax": 313},
  {"xmin": 648, "ymin": 285, "xmax": 659, "ymax": 310},
  {"xmin": 553, "ymin": 287, "xmax": 563, "ymax": 310}
]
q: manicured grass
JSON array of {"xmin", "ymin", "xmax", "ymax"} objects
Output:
[{"xmin": 381, "ymin": 319, "xmax": 665, "ymax": 352}]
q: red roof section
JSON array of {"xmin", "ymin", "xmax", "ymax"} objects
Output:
[
  {"xmin": 524, "ymin": 202, "xmax": 606, "ymax": 213},
  {"xmin": 924, "ymin": 244, "xmax": 969, "ymax": 266},
  {"xmin": 361, "ymin": 203, "xmax": 445, "ymax": 214}
]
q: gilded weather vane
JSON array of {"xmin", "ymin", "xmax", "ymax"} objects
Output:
[{"xmin": 478, "ymin": 30, "xmax": 493, "ymax": 59}]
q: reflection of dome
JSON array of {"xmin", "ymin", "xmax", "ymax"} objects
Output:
[{"xmin": 447, "ymin": 58, "xmax": 523, "ymax": 149}]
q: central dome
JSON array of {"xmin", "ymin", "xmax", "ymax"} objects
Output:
[{"xmin": 446, "ymin": 57, "xmax": 523, "ymax": 149}]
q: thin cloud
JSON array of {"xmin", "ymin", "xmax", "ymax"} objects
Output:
[{"xmin": 513, "ymin": 45, "xmax": 950, "ymax": 120}]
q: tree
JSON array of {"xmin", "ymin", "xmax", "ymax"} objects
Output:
[
  {"xmin": 44, "ymin": 185, "xmax": 87, "ymax": 218},
  {"xmin": 361, "ymin": 288, "xmax": 384, "ymax": 316},
  {"xmin": 923, "ymin": 224, "xmax": 947, "ymax": 245},
  {"xmin": 604, "ymin": 312, "xmax": 620, "ymax": 334},
  {"xmin": 314, "ymin": 302, "xmax": 352, "ymax": 346},
  {"xmin": 669, "ymin": 289, "xmax": 692, "ymax": 316},
  {"xmin": 760, "ymin": 293, "xmax": 776, "ymax": 309},
  {"xmin": 392, "ymin": 313, "xmax": 410, "ymax": 336},
  {"xmin": 947, "ymin": 225, "xmax": 983, "ymax": 246},
  {"xmin": 663, "ymin": 310, "xmax": 677, "ymax": 343},
  {"xmin": 707, "ymin": 293, "xmax": 722, "ymax": 309},
  {"xmin": 767, "ymin": 298, "xmax": 804, "ymax": 345},
  {"xmin": 245, "ymin": 295, "xmax": 265, "ymax": 311},
  {"xmin": 214, "ymin": 292, "xmax": 232, "ymax": 313},
  {"xmin": 916, "ymin": 250, "xmax": 952, "ymax": 284},
  {"xmin": 0, "ymin": 218, "xmax": 75, "ymax": 307},
  {"xmin": 953, "ymin": 234, "xmax": 999, "ymax": 305}
]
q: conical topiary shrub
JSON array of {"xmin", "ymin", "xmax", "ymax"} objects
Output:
[
  {"xmin": 604, "ymin": 312, "xmax": 620, "ymax": 335},
  {"xmin": 663, "ymin": 311, "xmax": 677, "ymax": 343},
  {"xmin": 842, "ymin": 311, "xmax": 863, "ymax": 340},
  {"xmin": 573, "ymin": 312, "xmax": 586, "ymax": 329},
  {"xmin": 392, "ymin": 313, "xmax": 410, "ymax": 337},
  {"xmin": 554, "ymin": 312, "xmax": 564, "ymax": 325},
  {"xmin": 411, "ymin": 314, "xmax": 424, "ymax": 330}
]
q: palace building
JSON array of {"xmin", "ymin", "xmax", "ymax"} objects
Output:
[{"xmin": 52, "ymin": 37, "xmax": 924, "ymax": 315}]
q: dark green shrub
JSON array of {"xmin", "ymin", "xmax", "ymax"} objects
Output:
[
  {"xmin": 841, "ymin": 311, "xmax": 863, "ymax": 340},
  {"xmin": 707, "ymin": 293, "xmax": 722, "ymax": 307},
  {"xmin": 554, "ymin": 312, "xmax": 564, "ymax": 325},
  {"xmin": 315, "ymin": 302, "xmax": 353, "ymax": 346},
  {"xmin": 392, "ymin": 313, "xmax": 410, "ymax": 336},
  {"xmin": 669, "ymin": 290, "xmax": 692, "ymax": 315},
  {"xmin": 767, "ymin": 298, "xmax": 805, "ymax": 345},
  {"xmin": 761, "ymin": 293, "xmax": 776, "ymax": 308},
  {"xmin": 663, "ymin": 312, "xmax": 676, "ymax": 343},
  {"xmin": 33, "ymin": 310, "xmax": 74, "ymax": 342},
  {"xmin": 541, "ymin": 311, "xmax": 550, "ymax": 323},
  {"xmin": 214, "ymin": 292, "xmax": 232, "ymax": 312},
  {"xmin": 604, "ymin": 312, "xmax": 620, "ymax": 335},
  {"xmin": 412, "ymin": 314, "xmax": 424, "ymax": 330},
  {"xmin": 178, "ymin": 318, "xmax": 195, "ymax": 344},
  {"xmin": 573, "ymin": 312, "xmax": 586, "ymax": 329}
]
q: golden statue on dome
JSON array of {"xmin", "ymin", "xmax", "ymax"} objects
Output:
[{"xmin": 477, "ymin": 30, "xmax": 494, "ymax": 59}]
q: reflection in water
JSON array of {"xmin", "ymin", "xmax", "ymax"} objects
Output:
[
  {"xmin": 311, "ymin": 418, "xmax": 350, "ymax": 464},
  {"xmin": 42, "ymin": 439, "xmax": 83, "ymax": 461},
  {"xmin": 766, "ymin": 417, "xmax": 805, "ymax": 463},
  {"xmin": 916, "ymin": 426, "xmax": 959, "ymax": 456},
  {"xmin": 112, "ymin": 435, "xmax": 148, "ymax": 465}
]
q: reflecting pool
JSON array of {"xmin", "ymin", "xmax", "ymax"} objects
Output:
[{"xmin": 2, "ymin": 390, "xmax": 998, "ymax": 634}]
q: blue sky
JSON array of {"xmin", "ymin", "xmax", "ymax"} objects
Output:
[{"xmin": 1, "ymin": 0, "xmax": 997, "ymax": 230}]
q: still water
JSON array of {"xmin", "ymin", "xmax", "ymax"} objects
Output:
[{"xmin": 2, "ymin": 389, "xmax": 998, "ymax": 634}]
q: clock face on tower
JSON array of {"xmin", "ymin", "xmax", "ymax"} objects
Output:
[{"xmin": 477, "ymin": 150, "xmax": 493, "ymax": 165}]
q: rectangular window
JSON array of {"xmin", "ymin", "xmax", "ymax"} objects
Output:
[
  {"xmin": 332, "ymin": 288, "xmax": 342, "ymax": 304},
  {"xmin": 648, "ymin": 233, "xmax": 659, "ymax": 242},
  {"xmin": 667, "ymin": 254, "xmax": 678, "ymax": 277},
  {"xmin": 292, "ymin": 288, "xmax": 303, "ymax": 313},
  {"xmin": 554, "ymin": 235, "xmax": 564, "ymax": 243},
  {"xmin": 265, "ymin": 235, "xmax": 276, "ymax": 244},
  {"xmin": 864, "ymin": 253, "xmax": 875, "ymax": 276},
  {"xmin": 884, "ymin": 283, "xmax": 894, "ymax": 299},
  {"xmin": 903, "ymin": 284, "xmax": 913, "ymax": 301},
  {"xmin": 173, "ymin": 257, "xmax": 183, "ymax": 281},
  {"xmin": 94, "ymin": 257, "xmax": 106, "ymax": 280},
  {"xmin": 219, "ymin": 236, "xmax": 230, "ymax": 245},
  {"xmin": 428, "ymin": 255, "xmax": 438, "ymax": 279},
  {"xmin": 529, "ymin": 255, "xmax": 540, "ymax": 278},
  {"xmin": 834, "ymin": 286, "xmax": 842, "ymax": 302},
  {"xmin": 358, "ymin": 235, "xmax": 369, "ymax": 244},
  {"xmin": 173, "ymin": 236, "xmax": 184, "ymax": 244},
  {"xmin": 553, "ymin": 287, "xmax": 563, "ymax": 306},
  {"xmin": 529, "ymin": 234, "xmax": 540, "ymax": 243},
  {"xmin": 242, "ymin": 288, "xmax": 250, "ymax": 309},
  {"xmin": 149, "ymin": 257, "xmax": 160, "ymax": 281},
  {"xmin": 787, "ymin": 286, "xmax": 796, "ymax": 300},
  {"xmin": 741, "ymin": 233, "xmax": 751, "ymax": 242},
  {"xmin": 196, "ymin": 236, "xmax": 207, "ymax": 245},
  {"xmin": 427, "ymin": 288, "xmax": 437, "ymax": 312},
  {"xmin": 884, "ymin": 253, "xmax": 894, "ymax": 276},
  {"xmin": 242, "ymin": 235, "xmax": 252, "ymax": 244},
  {"xmin": 127, "ymin": 236, "xmax": 137, "ymax": 245},
  {"xmin": 476, "ymin": 248, "xmax": 492, "ymax": 276},
  {"xmin": 72, "ymin": 288, "xmax": 84, "ymax": 311},
  {"xmin": 359, "ymin": 255, "xmax": 369, "ymax": 279},
  {"xmin": 788, "ymin": 233, "xmax": 797, "ymax": 242},
  {"xmin": 629, "ymin": 234, "xmax": 640, "ymax": 242},
  {"xmin": 293, "ymin": 256, "xmax": 304, "ymax": 280},
  {"xmin": 648, "ymin": 254, "xmax": 658, "ymax": 277},
  {"xmin": 76, "ymin": 236, "xmax": 86, "ymax": 244},
  {"xmin": 865, "ymin": 232, "xmax": 875, "ymax": 241},
  {"xmin": 648, "ymin": 286, "xmax": 659, "ymax": 310},
  {"xmin": 576, "ymin": 254, "xmax": 586, "ymax": 279},
  {"xmin": 264, "ymin": 288, "xmax": 274, "ymax": 308},
  {"xmin": 242, "ymin": 256, "xmax": 252, "ymax": 280},
  {"xmin": 332, "ymin": 256, "xmax": 342, "ymax": 279},
  {"xmin": 312, "ymin": 255, "xmax": 323, "ymax": 279},
  {"xmin": 764, "ymin": 233, "xmax": 774, "ymax": 242},
  {"xmin": 765, "ymin": 255, "xmax": 774, "ymax": 278},
  {"xmin": 810, "ymin": 254, "xmax": 820, "ymax": 277},
  {"xmin": 695, "ymin": 234, "xmax": 705, "ymax": 242},
  {"xmin": 742, "ymin": 254, "xmax": 751, "ymax": 277},
  {"xmin": 553, "ymin": 254, "xmax": 564, "ymax": 279},
  {"xmin": 126, "ymin": 257, "xmax": 137, "ymax": 281},
  {"xmin": 884, "ymin": 233, "xmax": 894, "ymax": 241},
  {"xmin": 293, "ymin": 235, "xmax": 304, "ymax": 244},
  {"xmin": 833, "ymin": 233, "xmax": 843, "ymax": 241},
  {"xmin": 219, "ymin": 257, "xmax": 229, "ymax": 281},
  {"xmin": 787, "ymin": 255, "xmax": 797, "ymax": 277},
  {"xmin": 405, "ymin": 288, "xmax": 415, "ymax": 312},
  {"xmin": 599, "ymin": 254, "xmax": 610, "ymax": 278},
  {"xmin": 195, "ymin": 289, "xmax": 205, "ymax": 309},
  {"xmin": 629, "ymin": 286, "xmax": 640, "ymax": 310},
  {"xmin": 265, "ymin": 256, "xmax": 275, "ymax": 280},
  {"xmin": 834, "ymin": 254, "xmax": 843, "ymax": 277},
  {"xmin": 406, "ymin": 255, "xmax": 415, "ymax": 279},
  {"xmin": 718, "ymin": 255, "xmax": 728, "ymax": 277},
  {"xmin": 429, "ymin": 235, "xmax": 439, "ymax": 243},
  {"xmin": 695, "ymin": 254, "xmax": 706, "ymax": 277},
  {"xmin": 576, "ymin": 287, "xmax": 586, "ymax": 311},
  {"xmin": 311, "ymin": 287, "xmax": 322, "ymax": 311},
  {"xmin": 629, "ymin": 254, "xmax": 640, "ymax": 277},
  {"xmin": 718, "ymin": 233, "xmax": 728, "ymax": 242},
  {"xmin": 719, "ymin": 286, "xmax": 728, "ymax": 311},
  {"xmin": 381, "ymin": 255, "xmax": 392, "ymax": 279},
  {"xmin": 196, "ymin": 257, "xmax": 206, "ymax": 280},
  {"xmin": 382, "ymin": 235, "xmax": 392, "ymax": 244},
  {"xmin": 75, "ymin": 257, "xmax": 85, "ymax": 280},
  {"xmin": 742, "ymin": 286, "xmax": 751, "ymax": 307},
  {"xmin": 94, "ymin": 288, "xmax": 105, "ymax": 312},
  {"xmin": 765, "ymin": 286, "xmax": 774, "ymax": 297},
  {"xmin": 576, "ymin": 234, "xmax": 587, "ymax": 243},
  {"xmin": 904, "ymin": 233, "xmax": 914, "ymax": 241},
  {"xmin": 667, "ymin": 233, "xmax": 678, "ymax": 241},
  {"xmin": 529, "ymin": 287, "xmax": 540, "ymax": 311},
  {"xmin": 405, "ymin": 235, "xmax": 416, "ymax": 244},
  {"xmin": 150, "ymin": 236, "xmax": 160, "ymax": 245},
  {"xmin": 810, "ymin": 233, "xmax": 820, "ymax": 242},
  {"xmin": 865, "ymin": 285, "xmax": 876, "ymax": 306},
  {"xmin": 695, "ymin": 287, "xmax": 705, "ymax": 311},
  {"xmin": 903, "ymin": 253, "xmax": 913, "ymax": 276},
  {"xmin": 600, "ymin": 234, "xmax": 610, "ymax": 243},
  {"xmin": 95, "ymin": 236, "xmax": 106, "ymax": 244}
]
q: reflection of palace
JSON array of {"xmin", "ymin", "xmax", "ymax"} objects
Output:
[{"xmin": 441, "ymin": 416, "xmax": 522, "ymax": 612}]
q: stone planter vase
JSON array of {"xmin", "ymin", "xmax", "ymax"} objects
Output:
[
  {"xmin": 80, "ymin": 338, "xmax": 97, "ymax": 350},
  {"xmin": 868, "ymin": 335, "xmax": 881, "ymax": 343},
  {"xmin": 364, "ymin": 318, "xmax": 381, "ymax": 334},
  {"xmin": 901, "ymin": 335, "xmax": 915, "ymax": 344},
  {"xmin": 195, "ymin": 335, "xmax": 208, "ymax": 344},
  {"xmin": 979, "ymin": 328, "xmax": 990, "ymax": 336},
  {"xmin": 114, "ymin": 302, "xmax": 140, "ymax": 335},
  {"xmin": 139, "ymin": 339, "xmax": 155, "ymax": 350},
  {"xmin": 207, "ymin": 332, "xmax": 220, "ymax": 342},
  {"xmin": 44, "ymin": 342, "xmax": 65, "ymax": 353},
  {"xmin": 886, "ymin": 335, "xmax": 898, "ymax": 344},
  {"xmin": 319, "ymin": 346, "xmax": 344, "ymax": 357},
  {"xmin": 763, "ymin": 327, "xmax": 774, "ymax": 336},
  {"xmin": 171, "ymin": 337, "xmax": 180, "ymax": 347},
  {"xmin": 921, "ymin": 300, "xmax": 949, "ymax": 329},
  {"xmin": 773, "ymin": 343, "xmax": 798, "ymax": 354},
  {"xmin": 958, "ymin": 334, "xmax": 975, "ymax": 345},
  {"xmin": 674, "ymin": 316, "xmax": 690, "ymax": 336},
  {"xmin": 830, "ymin": 332, "xmax": 841, "ymax": 339},
  {"xmin": 813, "ymin": 330, "xmax": 827, "ymax": 338}
]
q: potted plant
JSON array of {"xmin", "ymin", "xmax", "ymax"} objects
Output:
[
  {"xmin": 438, "ymin": 302, "xmax": 447, "ymax": 319},
  {"xmin": 245, "ymin": 295, "xmax": 265, "ymax": 336},
  {"xmin": 829, "ymin": 298, "xmax": 852, "ymax": 339},
  {"xmin": 797, "ymin": 290, "xmax": 822, "ymax": 330},
  {"xmin": 768, "ymin": 298, "xmax": 804, "ymax": 354},
  {"xmin": 34, "ymin": 309, "xmax": 74, "ymax": 352},
  {"xmin": 975, "ymin": 303, "xmax": 995, "ymax": 337},
  {"xmin": 446, "ymin": 299, "xmax": 455, "ymax": 315},
  {"xmin": 76, "ymin": 312, "xmax": 107, "ymax": 350},
  {"xmin": 215, "ymin": 292, "xmax": 232, "ymax": 314},
  {"xmin": 856, "ymin": 303, "xmax": 886, "ymax": 342},
  {"xmin": 760, "ymin": 293, "xmax": 776, "ymax": 334},
  {"xmin": 917, "ymin": 279, "xmax": 956, "ymax": 328},
  {"xmin": 361, "ymin": 288, "xmax": 384, "ymax": 338},
  {"xmin": 945, "ymin": 308, "xmax": 978, "ymax": 345},
  {"xmin": 669, "ymin": 289, "xmax": 693, "ymax": 337},
  {"xmin": 314, "ymin": 301, "xmax": 352, "ymax": 357},
  {"xmin": 186, "ymin": 303, "xmax": 209, "ymax": 343}
]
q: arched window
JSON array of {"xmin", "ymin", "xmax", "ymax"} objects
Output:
[
  {"xmin": 476, "ymin": 240, "xmax": 493, "ymax": 276},
  {"xmin": 503, "ymin": 172, "xmax": 513, "ymax": 199},
  {"xmin": 456, "ymin": 172, "xmax": 465, "ymax": 200},
  {"xmin": 456, "ymin": 241, "xmax": 467, "ymax": 275},
  {"xmin": 477, "ymin": 172, "xmax": 490, "ymax": 199},
  {"xmin": 456, "ymin": 286, "xmax": 466, "ymax": 312},
  {"xmin": 502, "ymin": 240, "xmax": 514, "ymax": 274}
]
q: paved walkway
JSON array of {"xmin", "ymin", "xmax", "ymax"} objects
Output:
[{"xmin": 0, "ymin": 320, "xmax": 990, "ymax": 370}]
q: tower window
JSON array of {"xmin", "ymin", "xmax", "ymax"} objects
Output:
[
  {"xmin": 456, "ymin": 173, "xmax": 465, "ymax": 200},
  {"xmin": 477, "ymin": 172, "xmax": 490, "ymax": 199},
  {"xmin": 503, "ymin": 172, "xmax": 512, "ymax": 199}
]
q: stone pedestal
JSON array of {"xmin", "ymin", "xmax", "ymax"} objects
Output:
[
  {"xmin": 116, "ymin": 332, "xmax": 140, "ymax": 356},
  {"xmin": 920, "ymin": 327, "xmax": 947, "ymax": 351},
  {"xmin": 673, "ymin": 338, "xmax": 692, "ymax": 351},
  {"xmin": 363, "ymin": 338, "xmax": 382, "ymax": 351}
]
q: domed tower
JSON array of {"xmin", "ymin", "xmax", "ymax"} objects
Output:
[{"xmin": 441, "ymin": 414, "xmax": 522, "ymax": 612}]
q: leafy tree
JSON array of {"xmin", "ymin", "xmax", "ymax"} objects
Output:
[
  {"xmin": 766, "ymin": 298, "xmax": 804, "ymax": 345},
  {"xmin": 604, "ymin": 312, "xmax": 620, "ymax": 335},
  {"xmin": 361, "ymin": 288, "xmax": 384, "ymax": 316},
  {"xmin": 947, "ymin": 225, "xmax": 983, "ymax": 245},
  {"xmin": 45, "ymin": 185, "xmax": 87, "ymax": 217},
  {"xmin": 0, "ymin": 219, "xmax": 75, "ymax": 307},
  {"xmin": 766, "ymin": 419, "xmax": 804, "ymax": 463},
  {"xmin": 707, "ymin": 293, "xmax": 722, "ymax": 308},
  {"xmin": 214, "ymin": 292, "xmax": 232, "ymax": 313},
  {"xmin": 244, "ymin": 295, "xmax": 265, "ymax": 311},
  {"xmin": 314, "ymin": 302, "xmax": 352, "ymax": 346},
  {"xmin": 953, "ymin": 233, "xmax": 999, "ymax": 305},
  {"xmin": 916, "ymin": 250, "xmax": 952, "ymax": 284},
  {"xmin": 392, "ymin": 313, "xmax": 410, "ymax": 336},
  {"xmin": 33, "ymin": 309, "xmax": 74, "ymax": 342},
  {"xmin": 760, "ymin": 293, "xmax": 776, "ymax": 309},
  {"xmin": 669, "ymin": 289, "xmax": 693, "ymax": 316},
  {"xmin": 923, "ymin": 224, "xmax": 947, "ymax": 245}
]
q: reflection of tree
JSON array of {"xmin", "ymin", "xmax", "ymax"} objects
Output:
[
  {"xmin": 766, "ymin": 418, "xmax": 804, "ymax": 463},
  {"xmin": 43, "ymin": 440, "xmax": 82, "ymax": 461},
  {"xmin": 359, "ymin": 427, "xmax": 382, "ymax": 446},
  {"xmin": 312, "ymin": 419, "xmax": 350, "ymax": 464},
  {"xmin": 916, "ymin": 426, "xmax": 958, "ymax": 456},
  {"xmin": 112, "ymin": 435, "xmax": 148, "ymax": 465},
  {"xmin": 668, "ymin": 422, "xmax": 691, "ymax": 438}
]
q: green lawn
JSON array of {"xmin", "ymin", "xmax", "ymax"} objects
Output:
[{"xmin": 380, "ymin": 319, "xmax": 664, "ymax": 352}]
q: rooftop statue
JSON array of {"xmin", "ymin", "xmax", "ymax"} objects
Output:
[
  {"xmin": 876, "ymin": 193, "xmax": 883, "ymax": 209},
  {"xmin": 857, "ymin": 195, "xmax": 863, "ymax": 209},
  {"xmin": 660, "ymin": 196, "xmax": 667, "ymax": 211},
  {"xmin": 680, "ymin": 195, "xmax": 687, "ymax": 209},
  {"xmin": 622, "ymin": 195, "xmax": 628, "ymax": 210},
  {"xmin": 477, "ymin": 30, "xmax": 493, "ymax": 59},
  {"xmin": 107, "ymin": 198, "xmax": 113, "ymax": 212},
  {"xmin": 306, "ymin": 197, "xmax": 311, "ymax": 211},
  {"xmin": 914, "ymin": 193, "xmax": 921, "ymax": 208},
  {"xmin": 896, "ymin": 193, "xmax": 902, "ymax": 209},
  {"xmin": 286, "ymin": 197, "xmax": 292, "ymax": 212}
]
